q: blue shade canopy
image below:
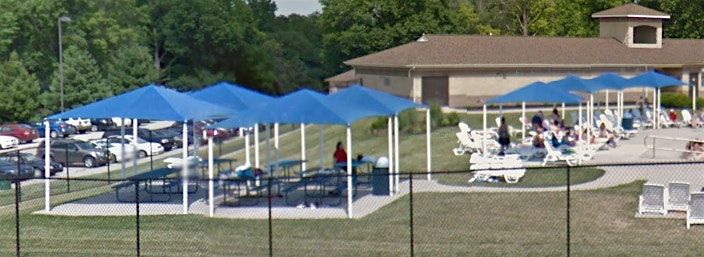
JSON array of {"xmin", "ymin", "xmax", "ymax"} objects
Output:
[
  {"xmin": 48, "ymin": 84, "xmax": 234, "ymax": 121},
  {"xmin": 327, "ymin": 84, "xmax": 425, "ymax": 116},
  {"xmin": 253, "ymin": 88, "xmax": 380, "ymax": 126},
  {"xmin": 547, "ymin": 75, "xmax": 616, "ymax": 94},
  {"xmin": 190, "ymin": 82, "xmax": 273, "ymax": 111},
  {"xmin": 627, "ymin": 71, "xmax": 685, "ymax": 89},
  {"xmin": 487, "ymin": 82, "xmax": 582, "ymax": 104},
  {"xmin": 208, "ymin": 111, "xmax": 258, "ymax": 129},
  {"xmin": 586, "ymin": 73, "xmax": 634, "ymax": 90}
]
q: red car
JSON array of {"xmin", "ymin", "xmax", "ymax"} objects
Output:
[{"xmin": 0, "ymin": 124, "xmax": 39, "ymax": 144}]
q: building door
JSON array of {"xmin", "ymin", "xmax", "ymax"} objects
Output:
[{"xmin": 421, "ymin": 76, "xmax": 449, "ymax": 106}]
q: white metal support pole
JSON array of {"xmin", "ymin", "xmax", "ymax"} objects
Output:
[
  {"xmin": 254, "ymin": 123, "xmax": 259, "ymax": 168},
  {"xmin": 561, "ymin": 102, "xmax": 566, "ymax": 120},
  {"xmin": 300, "ymin": 124, "xmax": 306, "ymax": 171},
  {"xmin": 345, "ymin": 126, "xmax": 353, "ymax": 218},
  {"xmin": 425, "ymin": 109, "xmax": 431, "ymax": 181},
  {"xmin": 44, "ymin": 121, "xmax": 51, "ymax": 212},
  {"xmin": 207, "ymin": 131, "xmax": 214, "ymax": 217},
  {"xmin": 578, "ymin": 103, "xmax": 583, "ymax": 143},
  {"xmin": 132, "ymin": 119, "xmax": 138, "ymax": 176},
  {"xmin": 658, "ymin": 88, "xmax": 662, "ymax": 129},
  {"xmin": 393, "ymin": 115, "xmax": 400, "ymax": 193},
  {"xmin": 120, "ymin": 118, "xmax": 126, "ymax": 178},
  {"xmin": 653, "ymin": 88, "xmax": 657, "ymax": 129},
  {"xmin": 521, "ymin": 102, "xmax": 526, "ymax": 142},
  {"xmin": 605, "ymin": 90, "xmax": 610, "ymax": 111},
  {"xmin": 274, "ymin": 123, "xmax": 279, "ymax": 169},
  {"xmin": 694, "ymin": 84, "xmax": 698, "ymax": 112},
  {"xmin": 244, "ymin": 130, "xmax": 250, "ymax": 165},
  {"xmin": 482, "ymin": 104, "xmax": 487, "ymax": 154},
  {"xmin": 182, "ymin": 121, "xmax": 188, "ymax": 214},
  {"xmin": 387, "ymin": 117, "xmax": 393, "ymax": 196},
  {"xmin": 265, "ymin": 124, "xmax": 271, "ymax": 168},
  {"xmin": 319, "ymin": 125, "xmax": 324, "ymax": 170},
  {"xmin": 589, "ymin": 95, "xmax": 594, "ymax": 143}
]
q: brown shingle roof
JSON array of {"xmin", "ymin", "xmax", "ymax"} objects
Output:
[
  {"xmin": 325, "ymin": 69, "xmax": 356, "ymax": 82},
  {"xmin": 591, "ymin": 3, "xmax": 669, "ymax": 19},
  {"xmin": 344, "ymin": 34, "xmax": 704, "ymax": 68}
]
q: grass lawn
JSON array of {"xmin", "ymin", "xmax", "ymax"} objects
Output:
[
  {"xmin": 437, "ymin": 168, "xmax": 606, "ymax": 188},
  {"xmin": 2, "ymin": 181, "xmax": 704, "ymax": 256}
]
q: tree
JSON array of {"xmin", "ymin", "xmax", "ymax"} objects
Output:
[
  {"xmin": 43, "ymin": 46, "xmax": 108, "ymax": 112},
  {"xmin": 320, "ymin": 0, "xmax": 480, "ymax": 73},
  {"xmin": 0, "ymin": 52, "xmax": 41, "ymax": 122},
  {"xmin": 105, "ymin": 44, "xmax": 160, "ymax": 94}
]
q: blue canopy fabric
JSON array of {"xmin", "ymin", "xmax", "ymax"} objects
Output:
[
  {"xmin": 586, "ymin": 73, "xmax": 633, "ymax": 90},
  {"xmin": 327, "ymin": 84, "xmax": 425, "ymax": 116},
  {"xmin": 251, "ymin": 88, "xmax": 380, "ymax": 126},
  {"xmin": 546, "ymin": 75, "xmax": 610, "ymax": 94},
  {"xmin": 626, "ymin": 71, "xmax": 685, "ymax": 89},
  {"xmin": 48, "ymin": 84, "xmax": 234, "ymax": 121},
  {"xmin": 208, "ymin": 110, "xmax": 259, "ymax": 129},
  {"xmin": 190, "ymin": 82, "xmax": 273, "ymax": 111},
  {"xmin": 487, "ymin": 82, "xmax": 582, "ymax": 104}
]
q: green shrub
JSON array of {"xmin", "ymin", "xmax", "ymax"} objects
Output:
[
  {"xmin": 429, "ymin": 103, "xmax": 443, "ymax": 128},
  {"xmin": 660, "ymin": 92, "xmax": 704, "ymax": 110},
  {"xmin": 369, "ymin": 117, "xmax": 387, "ymax": 134},
  {"xmin": 444, "ymin": 112, "xmax": 460, "ymax": 126},
  {"xmin": 398, "ymin": 109, "xmax": 421, "ymax": 134}
]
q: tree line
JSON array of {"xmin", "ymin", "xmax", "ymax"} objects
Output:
[{"xmin": 0, "ymin": 0, "xmax": 702, "ymax": 122}]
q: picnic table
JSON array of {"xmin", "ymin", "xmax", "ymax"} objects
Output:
[
  {"xmin": 113, "ymin": 167, "xmax": 199, "ymax": 202},
  {"xmin": 334, "ymin": 157, "xmax": 375, "ymax": 185},
  {"xmin": 220, "ymin": 168, "xmax": 275, "ymax": 206},
  {"xmin": 268, "ymin": 159, "xmax": 306, "ymax": 181},
  {"xmin": 281, "ymin": 168, "xmax": 347, "ymax": 207}
]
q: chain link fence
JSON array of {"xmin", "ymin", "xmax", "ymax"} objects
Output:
[{"xmin": 1, "ymin": 160, "xmax": 704, "ymax": 256}]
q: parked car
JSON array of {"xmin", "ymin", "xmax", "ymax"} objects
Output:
[
  {"xmin": 111, "ymin": 117, "xmax": 131, "ymax": 127},
  {"xmin": 36, "ymin": 139, "xmax": 109, "ymax": 168},
  {"xmin": 0, "ymin": 135, "xmax": 19, "ymax": 149},
  {"xmin": 0, "ymin": 124, "xmax": 39, "ymax": 143},
  {"xmin": 89, "ymin": 118, "xmax": 114, "ymax": 132},
  {"xmin": 33, "ymin": 121, "xmax": 76, "ymax": 138},
  {"xmin": 0, "ymin": 152, "xmax": 63, "ymax": 177},
  {"xmin": 89, "ymin": 138, "xmax": 137, "ymax": 163},
  {"xmin": 0, "ymin": 159, "xmax": 34, "ymax": 180},
  {"xmin": 105, "ymin": 135, "xmax": 164, "ymax": 158},
  {"xmin": 103, "ymin": 128, "xmax": 176, "ymax": 151},
  {"xmin": 65, "ymin": 118, "xmax": 92, "ymax": 134}
]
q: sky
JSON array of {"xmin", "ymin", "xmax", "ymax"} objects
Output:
[{"xmin": 274, "ymin": 0, "xmax": 322, "ymax": 15}]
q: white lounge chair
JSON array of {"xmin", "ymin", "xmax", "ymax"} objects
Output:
[
  {"xmin": 668, "ymin": 182, "xmax": 690, "ymax": 212},
  {"xmin": 638, "ymin": 183, "xmax": 667, "ymax": 215},
  {"xmin": 687, "ymin": 193, "xmax": 704, "ymax": 229},
  {"xmin": 542, "ymin": 142, "xmax": 579, "ymax": 166},
  {"xmin": 453, "ymin": 132, "xmax": 478, "ymax": 156},
  {"xmin": 681, "ymin": 110, "xmax": 694, "ymax": 127},
  {"xmin": 458, "ymin": 122, "xmax": 471, "ymax": 134},
  {"xmin": 659, "ymin": 112, "xmax": 677, "ymax": 128},
  {"xmin": 469, "ymin": 153, "xmax": 525, "ymax": 183}
]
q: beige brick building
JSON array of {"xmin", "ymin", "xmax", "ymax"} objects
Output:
[{"xmin": 329, "ymin": 4, "xmax": 704, "ymax": 108}]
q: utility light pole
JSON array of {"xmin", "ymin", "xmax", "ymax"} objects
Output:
[{"xmin": 58, "ymin": 16, "xmax": 72, "ymax": 112}]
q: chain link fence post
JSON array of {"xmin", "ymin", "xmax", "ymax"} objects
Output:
[
  {"xmin": 409, "ymin": 173, "xmax": 414, "ymax": 257},
  {"xmin": 14, "ymin": 179, "xmax": 21, "ymax": 257},
  {"xmin": 135, "ymin": 180, "xmax": 141, "ymax": 257},
  {"xmin": 268, "ymin": 177, "xmax": 273, "ymax": 257},
  {"xmin": 566, "ymin": 166, "xmax": 571, "ymax": 257}
]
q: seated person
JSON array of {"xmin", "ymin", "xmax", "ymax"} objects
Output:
[
  {"xmin": 581, "ymin": 128, "xmax": 596, "ymax": 144},
  {"xmin": 669, "ymin": 109, "xmax": 678, "ymax": 122},
  {"xmin": 549, "ymin": 132, "xmax": 561, "ymax": 148},
  {"xmin": 598, "ymin": 123, "xmax": 617, "ymax": 148},
  {"xmin": 549, "ymin": 120, "xmax": 561, "ymax": 133},
  {"xmin": 532, "ymin": 128, "xmax": 545, "ymax": 148},
  {"xmin": 686, "ymin": 140, "xmax": 704, "ymax": 160},
  {"xmin": 561, "ymin": 130, "xmax": 577, "ymax": 147},
  {"xmin": 551, "ymin": 108, "xmax": 560, "ymax": 124},
  {"xmin": 531, "ymin": 111, "xmax": 544, "ymax": 130}
]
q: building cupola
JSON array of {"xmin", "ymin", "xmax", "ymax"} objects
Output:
[{"xmin": 592, "ymin": 3, "xmax": 669, "ymax": 49}]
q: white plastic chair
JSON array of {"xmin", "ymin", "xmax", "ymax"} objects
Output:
[
  {"xmin": 639, "ymin": 183, "xmax": 667, "ymax": 215},
  {"xmin": 541, "ymin": 142, "xmax": 579, "ymax": 166},
  {"xmin": 687, "ymin": 193, "xmax": 704, "ymax": 229},
  {"xmin": 668, "ymin": 182, "xmax": 690, "ymax": 212},
  {"xmin": 681, "ymin": 110, "xmax": 693, "ymax": 127},
  {"xmin": 458, "ymin": 122, "xmax": 471, "ymax": 134}
]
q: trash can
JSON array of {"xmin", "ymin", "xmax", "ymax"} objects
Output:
[
  {"xmin": 622, "ymin": 117, "xmax": 634, "ymax": 130},
  {"xmin": 371, "ymin": 157, "xmax": 390, "ymax": 196}
]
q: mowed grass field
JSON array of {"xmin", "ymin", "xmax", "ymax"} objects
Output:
[
  {"xmin": 1, "ymin": 110, "xmax": 696, "ymax": 257},
  {"xmin": 1, "ymin": 181, "xmax": 704, "ymax": 256}
]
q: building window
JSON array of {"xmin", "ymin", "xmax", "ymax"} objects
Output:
[
  {"xmin": 633, "ymin": 25, "xmax": 657, "ymax": 44},
  {"xmin": 383, "ymin": 77, "xmax": 391, "ymax": 86}
]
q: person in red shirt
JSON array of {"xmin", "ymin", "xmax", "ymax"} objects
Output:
[
  {"xmin": 333, "ymin": 141, "xmax": 347, "ymax": 164},
  {"xmin": 669, "ymin": 109, "xmax": 678, "ymax": 122}
]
